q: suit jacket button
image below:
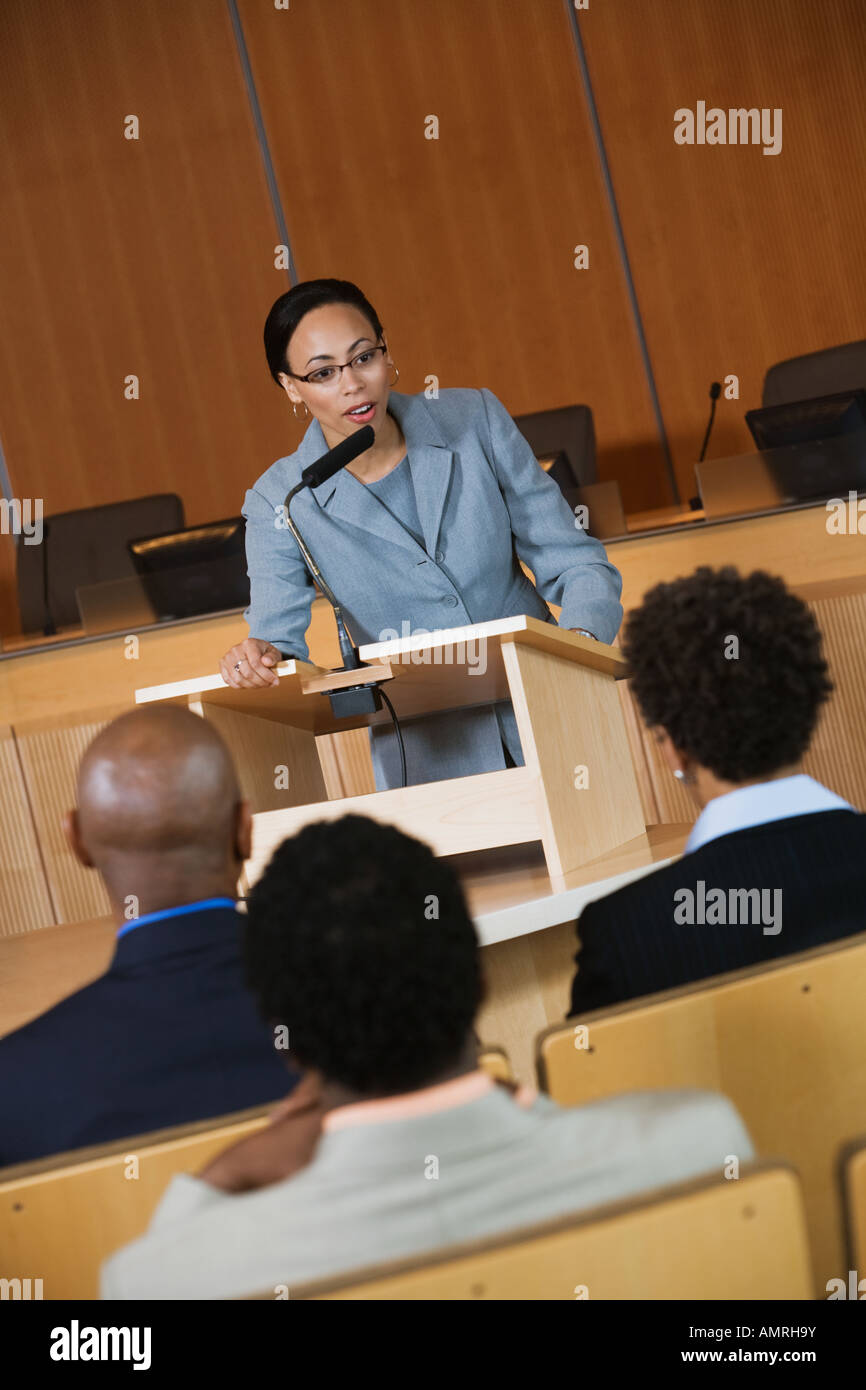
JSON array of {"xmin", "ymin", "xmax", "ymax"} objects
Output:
[
  {"xmin": 435, "ymin": 550, "xmax": 444, "ymax": 562},
  {"xmin": 442, "ymin": 595, "xmax": 459, "ymax": 607}
]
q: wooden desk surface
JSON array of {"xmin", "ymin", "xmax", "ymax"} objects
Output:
[
  {"xmin": 626, "ymin": 504, "xmax": 705, "ymax": 532},
  {"xmin": 2, "ymin": 499, "xmax": 863, "ymax": 725},
  {"xmin": 0, "ymin": 914, "xmax": 117, "ymax": 1039},
  {"xmin": 1, "ymin": 624, "xmax": 86, "ymax": 652},
  {"xmin": 607, "ymin": 498, "xmax": 866, "ymax": 611},
  {"xmin": 454, "ymin": 822, "xmax": 687, "ymax": 945}
]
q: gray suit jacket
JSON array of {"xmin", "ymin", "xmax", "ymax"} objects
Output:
[
  {"xmin": 242, "ymin": 387, "xmax": 623, "ymax": 789},
  {"xmin": 101, "ymin": 1085, "xmax": 752, "ymax": 1300}
]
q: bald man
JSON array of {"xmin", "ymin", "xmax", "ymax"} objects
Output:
[{"xmin": 0, "ymin": 706, "xmax": 294, "ymax": 1167}]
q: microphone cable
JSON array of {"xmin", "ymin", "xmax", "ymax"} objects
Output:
[
  {"xmin": 690, "ymin": 381, "xmax": 722, "ymax": 510},
  {"xmin": 699, "ymin": 381, "xmax": 722, "ymax": 463},
  {"xmin": 377, "ymin": 684, "xmax": 407, "ymax": 789},
  {"xmin": 282, "ymin": 424, "xmax": 409, "ymax": 785}
]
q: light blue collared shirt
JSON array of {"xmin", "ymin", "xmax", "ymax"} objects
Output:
[{"xmin": 684, "ymin": 774, "xmax": 855, "ymax": 855}]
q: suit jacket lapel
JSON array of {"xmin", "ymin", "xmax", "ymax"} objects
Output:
[
  {"xmin": 408, "ymin": 442, "xmax": 453, "ymax": 559},
  {"xmin": 304, "ymin": 392, "xmax": 454, "ymax": 559}
]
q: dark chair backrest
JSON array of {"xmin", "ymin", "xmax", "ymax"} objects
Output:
[
  {"xmin": 762, "ymin": 340, "xmax": 866, "ymax": 408},
  {"xmin": 16, "ymin": 494, "xmax": 184, "ymax": 633},
  {"xmin": 513, "ymin": 404, "xmax": 597, "ymax": 488}
]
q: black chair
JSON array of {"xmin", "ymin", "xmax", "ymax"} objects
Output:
[
  {"xmin": 16, "ymin": 494, "xmax": 184, "ymax": 635},
  {"xmin": 762, "ymin": 340, "xmax": 866, "ymax": 408},
  {"xmin": 513, "ymin": 404, "xmax": 597, "ymax": 489}
]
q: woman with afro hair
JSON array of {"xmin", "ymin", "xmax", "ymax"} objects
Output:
[{"xmin": 569, "ymin": 565, "xmax": 864, "ymax": 1015}]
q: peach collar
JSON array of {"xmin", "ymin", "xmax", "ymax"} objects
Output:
[{"xmin": 322, "ymin": 1069, "xmax": 497, "ymax": 1132}]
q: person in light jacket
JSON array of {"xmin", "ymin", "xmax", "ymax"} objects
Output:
[{"xmin": 219, "ymin": 278, "xmax": 622, "ymax": 789}]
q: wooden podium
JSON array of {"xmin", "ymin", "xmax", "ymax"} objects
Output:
[{"xmin": 135, "ymin": 615, "xmax": 645, "ymax": 889}]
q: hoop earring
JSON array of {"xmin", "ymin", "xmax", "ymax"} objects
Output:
[
  {"xmin": 388, "ymin": 365, "xmax": 400, "ymax": 386},
  {"xmin": 292, "ymin": 400, "xmax": 311, "ymax": 421}
]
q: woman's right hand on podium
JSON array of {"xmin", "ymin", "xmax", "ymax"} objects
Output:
[{"xmin": 219, "ymin": 636, "xmax": 284, "ymax": 688}]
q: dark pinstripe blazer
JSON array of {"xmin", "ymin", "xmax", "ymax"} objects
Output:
[{"xmin": 569, "ymin": 810, "xmax": 866, "ymax": 1016}]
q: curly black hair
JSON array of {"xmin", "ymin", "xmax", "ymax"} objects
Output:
[
  {"xmin": 622, "ymin": 566, "xmax": 833, "ymax": 783},
  {"xmin": 244, "ymin": 815, "xmax": 482, "ymax": 1095}
]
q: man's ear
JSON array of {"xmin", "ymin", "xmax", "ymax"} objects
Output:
[
  {"xmin": 235, "ymin": 798, "xmax": 253, "ymax": 864},
  {"xmin": 63, "ymin": 808, "xmax": 95, "ymax": 868}
]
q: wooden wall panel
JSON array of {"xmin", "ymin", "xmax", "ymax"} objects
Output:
[
  {"xmin": 0, "ymin": 0, "xmax": 296, "ymax": 634},
  {"xmin": 607, "ymin": 503, "xmax": 866, "ymax": 614},
  {"xmin": 3, "ymin": 0, "xmax": 865, "ymax": 653},
  {"xmin": 14, "ymin": 710, "xmax": 124, "ymax": 925},
  {"xmin": 801, "ymin": 589, "xmax": 866, "ymax": 811},
  {"xmin": 580, "ymin": 0, "xmax": 866, "ymax": 502},
  {"xmin": 618, "ymin": 683, "xmax": 696, "ymax": 827},
  {"xmin": 618, "ymin": 585, "xmax": 866, "ymax": 832},
  {"xmin": 238, "ymin": 0, "xmax": 670, "ymax": 511},
  {"xmin": 0, "ymin": 724, "xmax": 55, "ymax": 936}
]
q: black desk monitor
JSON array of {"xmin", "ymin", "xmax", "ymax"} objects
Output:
[
  {"xmin": 739, "ymin": 390, "xmax": 866, "ymax": 508},
  {"xmin": 128, "ymin": 517, "xmax": 250, "ymax": 621},
  {"xmin": 746, "ymin": 389, "xmax": 866, "ymax": 450}
]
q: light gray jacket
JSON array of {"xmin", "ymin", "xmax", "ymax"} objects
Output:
[
  {"xmin": 101, "ymin": 1085, "xmax": 752, "ymax": 1300},
  {"xmin": 242, "ymin": 387, "xmax": 623, "ymax": 788}
]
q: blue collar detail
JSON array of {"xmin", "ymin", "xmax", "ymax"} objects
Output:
[{"xmin": 116, "ymin": 897, "xmax": 239, "ymax": 939}]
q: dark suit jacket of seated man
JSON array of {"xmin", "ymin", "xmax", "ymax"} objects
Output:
[
  {"xmin": 569, "ymin": 779, "xmax": 866, "ymax": 1017},
  {"xmin": 0, "ymin": 705, "xmax": 295, "ymax": 1168},
  {"xmin": 0, "ymin": 897, "xmax": 293, "ymax": 1167}
]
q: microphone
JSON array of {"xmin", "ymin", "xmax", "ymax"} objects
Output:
[
  {"xmin": 690, "ymin": 382, "xmax": 722, "ymax": 511},
  {"xmin": 283, "ymin": 425, "xmax": 384, "ymax": 718},
  {"xmin": 300, "ymin": 425, "xmax": 374, "ymax": 490}
]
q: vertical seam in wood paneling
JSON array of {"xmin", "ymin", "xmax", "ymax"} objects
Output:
[
  {"xmin": 227, "ymin": 0, "xmax": 297, "ymax": 284},
  {"xmin": 565, "ymin": 1, "xmax": 680, "ymax": 503}
]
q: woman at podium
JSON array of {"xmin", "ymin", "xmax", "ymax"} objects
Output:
[{"xmin": 219, "ymin": 279, "xmax": 623, "ymax": 790}]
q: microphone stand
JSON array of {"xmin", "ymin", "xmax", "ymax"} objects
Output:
[
  {"xmin": 284, "ymin": 479, "xmax": 384, "ymax": 720},
  {"xmin": 699, "ymin": 382, "xmax": 722, "ymax": 464},
  {"xmin": 690, "ymin": 382, "xmax": 722, "ymax": 511}
]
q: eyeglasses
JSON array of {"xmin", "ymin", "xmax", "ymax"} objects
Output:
[{"xmin": 285, "ymin": 343, "xmax": 388, "ymax": 387}]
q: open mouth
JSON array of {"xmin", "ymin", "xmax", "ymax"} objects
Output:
[{"xmin": 344, "ymin": 401, "xmax": 376, "ymax": 422}]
